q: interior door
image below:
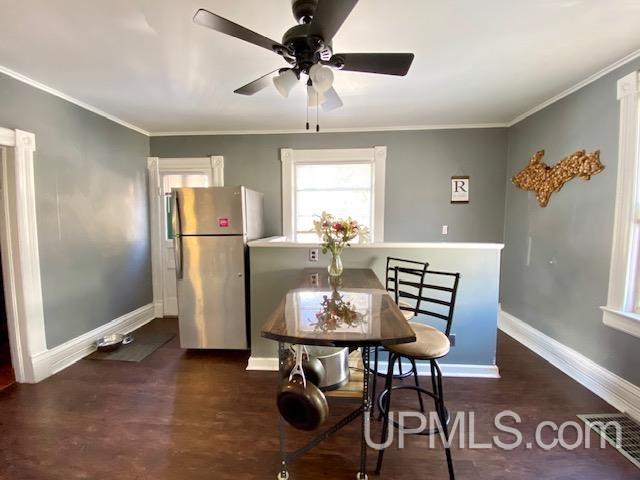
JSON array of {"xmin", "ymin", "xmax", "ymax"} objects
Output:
[
  {"xmin": 177, "ymin": 235, "xmax": 247, "ymax": 349},
  {"xmin": 159, "ymin": 167, "xmax": 213, "ymax": 316}
]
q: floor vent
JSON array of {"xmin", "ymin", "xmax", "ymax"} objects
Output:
[{"xmin": 578, "ymin": 413, "xmax": 640, "ymax": 469}]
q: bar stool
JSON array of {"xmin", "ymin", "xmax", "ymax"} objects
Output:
[
  {"xmin": 369, "ymin": 257, "xmax": 429, "ymax": 418},
  {"xmin": 375, "ymin": 267, "xmax": 461, "ymax": 480}
]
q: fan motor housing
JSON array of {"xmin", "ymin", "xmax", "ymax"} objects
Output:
[
  {"xmin": 291, "ymin": 0, "xmax": 318, "ymax": 24},
  {"xmin": 282, "ymin": 24, "xmax": 331, "ymax": 73}
]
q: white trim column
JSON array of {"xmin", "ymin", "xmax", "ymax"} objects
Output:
[
  {"xmin": 211, "ymin": 155, "xmax": 224, "ymax": 186},
  {"xmin": 0, "ymin": 127, "xmax": 47, "ymax": 383},
  {"xmin": 147, "ymin": 157, "xmax": 164, "ymax": 318}
]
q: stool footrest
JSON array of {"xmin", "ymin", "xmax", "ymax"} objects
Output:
[{"xmin": 377, "ymin": 385, "xmax": 451, "ymax": 436}]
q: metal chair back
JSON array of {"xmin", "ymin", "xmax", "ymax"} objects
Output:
[
  {"xmin": 396, "ymin": 268, "xmax": 460, "ymax": 337},
  {"xmin": 385, "ymin": 257, "xmax": 429, "ymax": 318}
]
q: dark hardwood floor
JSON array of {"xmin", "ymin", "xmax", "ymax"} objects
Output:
[
  {"xmin": 0, "ymin": 318, "xmax": 637, "ymax": 479},
  {"xmin": 0, "ymin": 333, "xmax": 14, "ymax": 392}
]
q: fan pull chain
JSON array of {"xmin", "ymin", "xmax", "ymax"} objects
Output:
[
  {"xmin": 316, "ymin": 87, "xmax": 320, "ymax": 132},
  {"xmin": 305, "ymin": 79, "xmax": 310, "ymax": 130}
]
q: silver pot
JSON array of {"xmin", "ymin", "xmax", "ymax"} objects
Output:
[
  {"xmin": 95, "ymin": 333, "xmax": 134, "ymax": 352},
  {"xmin": 305, "ymin": 346, "xmax": 349, "ymax": 391}
]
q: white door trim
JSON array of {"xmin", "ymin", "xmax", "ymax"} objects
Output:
[
  {"xmin": 147, "ymin": 156, "xmax": 224, "ymax": 317},
  {"xmin": 0, "ymin": 127, "xmax": 47, "ymax": 383}
]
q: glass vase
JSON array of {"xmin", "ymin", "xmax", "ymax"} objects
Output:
[{"xmin": 328, "ymin": 252, "xmax": 343, "ymax": 277}]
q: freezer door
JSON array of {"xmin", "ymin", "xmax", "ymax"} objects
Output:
[
  {"xmin": 177, "ymin": 235, "xmax": 247, "ymax": 349},
  {"xmin": 174, "ymin": 186, "xmax": 245, "ymax": 235}
]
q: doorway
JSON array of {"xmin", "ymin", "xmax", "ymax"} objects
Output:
[
  {"xmin": 0, "ymin": 146, "xmax": 13, "ymax": 389},
  {"xmin": 148, "ymin": 157, "xmax": 224, "ymax": 317},
  {"xmin": 0, "ymin": 247, "xmax": 13, "ymax": 390}
]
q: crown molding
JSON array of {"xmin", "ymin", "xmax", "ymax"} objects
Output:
[
  {"xmin": 149, "ymin": 123, "xmax": 508, "ymax": 137},
  {"xmin": 0, "ymin": 64, "xmax": 150, "ymax": 136},
  {"xmin": 507, "ymin": 47, "xmax": 640, "ymax": 127},
  {"xmin": 5, "ymin": 44, "xmax": 640, "ymax": 137}
]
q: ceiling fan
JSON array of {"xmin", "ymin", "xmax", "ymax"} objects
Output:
[{"xmin": 193, "ymin": 0, "xmax": 414, "ymax": 125}]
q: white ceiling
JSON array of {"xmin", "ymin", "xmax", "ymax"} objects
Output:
[{"xmin": 1, "ymin": 0, "xmax": 640, "ymax": 134}]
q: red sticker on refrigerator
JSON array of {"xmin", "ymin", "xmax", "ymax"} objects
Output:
[{"xmin": 218, "ymin": 218, "xmax": 230, "ymax": 227}]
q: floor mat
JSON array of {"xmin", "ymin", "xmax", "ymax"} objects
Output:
[
  {"xmin": 579, "ymin": 413, "xmax": 640, "ymax": 469},
  {"xmin": 87, "ymin": 333, "xmax": 175, "ymax": 362}
]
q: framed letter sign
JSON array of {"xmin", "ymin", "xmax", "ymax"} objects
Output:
[{"xmin": 451, "ymin": 176, "xmax": 469, "ymax": 203}]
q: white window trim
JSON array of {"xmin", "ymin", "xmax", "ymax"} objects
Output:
[
  {"xmin": 280, "ymin": 146, "xmax": 386, "ymax": 242},
  {"xmin": 147, "ymin": 156, "xmax": 223, "ymax": 318},
  {"xmin": 601, "ymin": 70, "xmax": 640, "ymax": 338}
]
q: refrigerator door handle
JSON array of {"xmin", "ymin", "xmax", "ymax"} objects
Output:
[{"xmin": 172, "ymin": 191, "xmax": 184, "ymax": 280}]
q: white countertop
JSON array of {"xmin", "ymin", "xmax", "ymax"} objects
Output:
[{"xmin": 248, "ymin": 236, "xmax": 504, "ymax": 250}]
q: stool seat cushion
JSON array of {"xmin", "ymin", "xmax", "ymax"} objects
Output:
[
  {"xmin": 397, "ymin": 300, "xmax": 415, "ymax": 321},
  {"xmin": 387, "ymin": 322, "xmax": 450, "ymax": 359}
]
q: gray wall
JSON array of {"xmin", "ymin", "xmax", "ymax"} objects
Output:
[
  {"xmin": 502, "ymin": 59, "xmax": 640, "ymax": 386},
  {"xmin": 0, "ymin": 72, "xmax": 152, "ymax": 349},
  {"xmin": 250, "ymin": 245, "xmax": 501, "ymax": 367},
  {"xmin": 150, "ymin": 129, "xmax": 508, "ymax": 242}
]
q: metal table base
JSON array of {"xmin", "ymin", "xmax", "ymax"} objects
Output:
[{"xmin": 277, "ymin": 342, "xmax": 372, "ymax": 480}]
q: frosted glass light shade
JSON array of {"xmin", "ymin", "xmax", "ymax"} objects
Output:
[
  {"xmin": 307, "ymin": 85, "xmax": 325, "ymax": 107},
  {"xmin": 273, "ymin": 69, "xmax": 298, "ymax": 97},
  {"xmin": 309, "ymin": 64, "xmax": 334, "ymax": 93}
]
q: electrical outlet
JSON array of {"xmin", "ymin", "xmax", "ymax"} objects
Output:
[
  {"xmin": 441, "ymin": 225, "xmax": 448, "ymax": 235},
  {"xmin": 309, "ymin": 248, "xmax": 319, "ymax": 262},
  {"xmin": 449, "ymin": 333, "xmax": 456, "ymax": 347},
  {"xmin": 310, "ymin": 273, "xmax": 319, "ymax": 286}
]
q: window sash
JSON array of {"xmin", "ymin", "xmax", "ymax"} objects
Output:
[
  {"xmin": 293, "ymin": 162, "xmax": 374, "ymax": 241},
  {"xmin": 281, "ymin": 147, "xmax": 387, "ymax": 243},
  {"xmin": 601, "ymin": 71, "xmax": 640, "ymax": 338}
]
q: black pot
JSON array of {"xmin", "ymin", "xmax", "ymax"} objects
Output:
[{"xmin": 277, "ymin": 376, "xmax": 329, "ymax": 431}]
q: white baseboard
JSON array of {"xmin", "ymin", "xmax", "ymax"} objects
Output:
[
  {"xmin": 499, "ymin": 310, "xmax": 640, "ymax": 422},
  {"xmin": 153, "ymin": 300, "xmax": 163, "ymax": 319},
  {"xmin": 247, "ymin": 356, "xmax": 500, "ymax": 378},
  {"xmin": 31, "ymin": 303, "xmax": 155, "ymax": 382}
]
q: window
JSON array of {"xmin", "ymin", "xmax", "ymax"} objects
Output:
[
  {"xmin": 601, "ymin": 70, "xmax": 640, "ymax": 338},
  {"xmin": 281, "ymin": 147, "xmax": 386, "ymax": 242}
]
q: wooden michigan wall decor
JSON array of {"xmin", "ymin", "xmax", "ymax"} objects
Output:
[{"xmin": 512, "ymin": 149, "xmax": 604, "ymax": 207}]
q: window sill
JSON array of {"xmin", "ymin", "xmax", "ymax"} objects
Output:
[{"xmin": 601, "ymin": 306, "xmax": 640, "ymax": 338}]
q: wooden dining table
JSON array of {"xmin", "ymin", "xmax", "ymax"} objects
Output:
[{"xmin": 261, "ymin": 268, "xmax": 416, "ymax": 480}]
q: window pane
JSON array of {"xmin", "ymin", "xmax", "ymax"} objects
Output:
[
  {"xmin": 162, "ymin": 173, "xmax": 209, "ymax": 194},
  {"xmin": 296, "ymin": 190, "xmax": 371, "ymax": 231},
  {"xmin": 296, "ymin": 163, "xmax": 372, "ymax": 190},
  {"xmin": 294, "ymin": 162, "xmax": 373, "ymax": 242}
]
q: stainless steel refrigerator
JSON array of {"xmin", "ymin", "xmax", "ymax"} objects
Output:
[{"xmin": 171, "ymin": 186, "xmax": 264, "ymax": 349}]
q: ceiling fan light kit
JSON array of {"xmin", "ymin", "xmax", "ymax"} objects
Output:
[
  {"xmin": 307, "ymin": 85, "xmax": 325, "ymax": 107},
  {"xmin": 194, "ymin": 0, "xmax": 415, "ymax": 130},
  {"xmin": 273, "ymin": 69, "xmax": 299, "ymax": 98},
  {"xmin": 309, "ymin": 64, "xmax": 334, "ymax": 93}
]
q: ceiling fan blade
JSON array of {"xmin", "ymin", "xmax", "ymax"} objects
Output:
[
  {"xmin": 331, "ymin": 53, "xmax": 415, "ymax": 76},
  {"xmin": 321, "ymin": 87, "xmax": 343, "ymax": 112},
  {"xmin": 193, "ymin": 9, "xmax": 285, "ymax": 53},
  {"xmin": 308, "ymin": 0, "xmax": 358, "ymax": 42},
  {"xmin": 234, "ymin": 69, "xmax": 283, "ymax": 95}
]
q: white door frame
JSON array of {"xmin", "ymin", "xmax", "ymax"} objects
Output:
[
  {"xmin": 0, "ymin": 127, "xmax": 47, "ymax": 383},
  {"xmin": 147, "ymin": 156, "xmax": 224, "ymax": 318}
]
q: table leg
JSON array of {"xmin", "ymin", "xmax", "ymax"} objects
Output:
[
  {"xmin": 357, "ymin": 346, "xmax": 370, "ymax": 480},
  {"xmin": 277, "ymin": 342, "xmax": 289, "ymax": 480}
]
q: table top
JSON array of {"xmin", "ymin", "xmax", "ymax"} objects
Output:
[{"xmin": 261, "ymin": 269, "xmax": 416, "ymax": 347}]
